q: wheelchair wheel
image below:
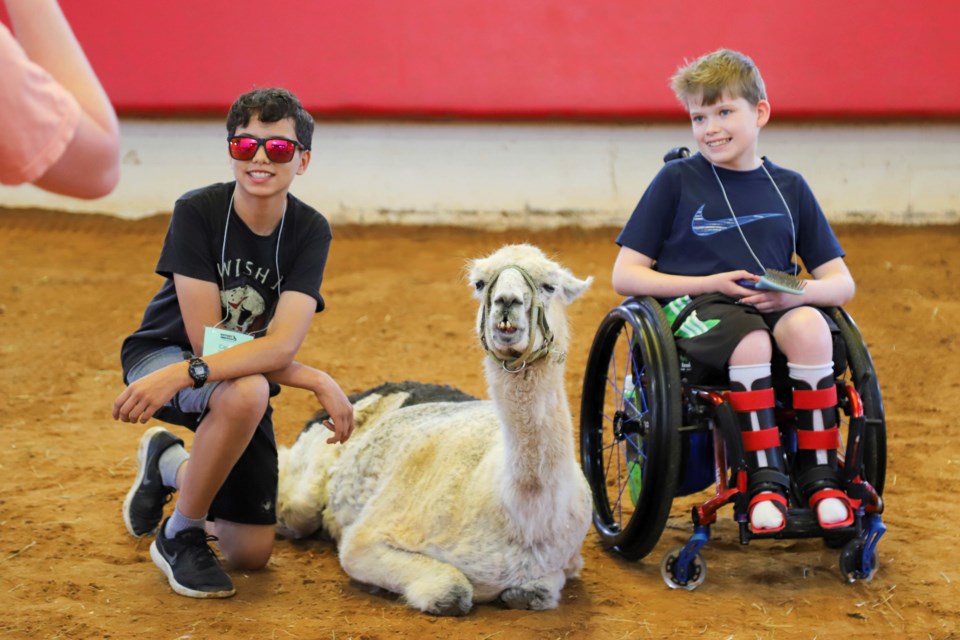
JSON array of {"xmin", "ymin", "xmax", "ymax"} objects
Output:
[
  {"xmin": 580, "ymin": 297, "xmax": 682, "ymax": 560},
  {"xmin": 831, "ymin": 308, "xmax": 887, "ymax": 495}
]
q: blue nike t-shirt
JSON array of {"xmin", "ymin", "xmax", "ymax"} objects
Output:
[{"xmin": 617, "ymin": 153, "xmax": 843, "ymax": 277}]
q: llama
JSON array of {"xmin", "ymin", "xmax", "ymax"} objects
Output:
[
  {"xmin": 277, "ymin": 381, "xmax": 477, "ymax": 540},
  {"xmin": 279, "ymin": 244, "xmax": 593, "ymax": 615}
]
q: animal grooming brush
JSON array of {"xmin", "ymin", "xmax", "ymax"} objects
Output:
[{"xmin": 739, "ymin": 269, "xmax": 806, "ymax": 295}]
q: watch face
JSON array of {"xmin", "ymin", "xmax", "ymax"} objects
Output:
[{"xmin": 188, "ymin": 358, "xmax": 208, "ymax": 387}]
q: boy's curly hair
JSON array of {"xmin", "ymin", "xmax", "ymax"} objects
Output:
[
  {"xmin": 226, "ymin": 87, "xmax": 314, "ymax": 150},
  {"xmin": 671, "ymin": 49, "xmax": 767, "ymax": 108}
]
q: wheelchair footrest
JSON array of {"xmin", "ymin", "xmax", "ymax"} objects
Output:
[{"xmin": 741, "ymin": 508, "xmax": 859, "ymax": 542}]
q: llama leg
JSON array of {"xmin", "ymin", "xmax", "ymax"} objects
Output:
[
  {"xmin": 789, "ymin": 362, "xmax": 853, "ymax": 528},
  {"xmin": 563, "ymin": 550, "xmax": 584, "ymax": 579},
  {"xmin": 729, "ymin": 363, "xmax": 789, "ymax": 532},
  {"xmin": 498, "ymin": 569, "xmax": 565, "ymax": 610},
  {"xmin": 338, "ymin": 525, "xmax": 474, "ymax": 616}
]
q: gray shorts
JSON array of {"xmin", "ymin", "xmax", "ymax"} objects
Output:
[{"xmin": 126, "ymin": 345, "xmax": 278, "ymax": 526}]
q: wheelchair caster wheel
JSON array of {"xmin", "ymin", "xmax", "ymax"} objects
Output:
[
  {"xmin": 839, "ymin": 538, "xmax": 878, "ymax": 583},
  {"xmin": 661, "ymin": 546, "xmax": 706, "ymax": 590}
]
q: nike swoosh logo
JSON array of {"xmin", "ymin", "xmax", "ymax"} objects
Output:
[{"xmin": 690, "ymin": 205, "xmax": 784, "ymax": 237}]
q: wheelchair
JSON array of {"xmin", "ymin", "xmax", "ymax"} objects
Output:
[{"xmin": 579, "ymin": 150, "xmax": 887, "ymax": 590}]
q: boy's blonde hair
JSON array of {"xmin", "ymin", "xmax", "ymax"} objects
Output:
[{"xmin": 671, "ymin": 49, "xmax": 767, "ymax": 108}]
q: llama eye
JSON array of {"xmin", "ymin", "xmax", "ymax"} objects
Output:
[
  {"xmin": 474, "ymin": 280, "xmax": 485, "ymax": 291},
  {"xmin": 541, "ymin": 284, "xmax": 556, "ymax": 294}
]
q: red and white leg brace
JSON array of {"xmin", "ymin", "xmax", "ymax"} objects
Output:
[
  {"xmin": 729, "ymin": 363, "xmax": 789, "ymax": 533},
  {"xmin": 790, "ymin": 362, "xmax": 854, "ymax": 529}
]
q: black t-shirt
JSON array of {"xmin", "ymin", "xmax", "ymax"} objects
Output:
[{"xmin": 121, "ymin": 181, "xmax": 332, "ymax": 376}]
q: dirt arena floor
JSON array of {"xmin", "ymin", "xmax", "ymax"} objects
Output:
[{"xmin": 1, "ymin": 208, "xmax": 958, "ymax": 639}]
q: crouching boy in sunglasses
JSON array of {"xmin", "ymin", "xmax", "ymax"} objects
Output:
[{"xmin": 112, "ymin": 87, "xmax": 355, "ymax": 598}]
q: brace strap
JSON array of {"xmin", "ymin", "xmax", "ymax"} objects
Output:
[
  {"xmin": 809, "ymin": 488, "xmax": 859, "ymax": 529},
  {"xmin": 751, "ymin": 468, "xmax": 790, "ymax": 491},
  {"xmin": 796, "ymin": 427, "xmax": 841, "ymax": 450},
  {"xmin": 797, "ymin": 465, "xmax": 838, "ymax": 490},
  {"xmin": 728, "ymin": 388, "xmax": 775, "ymax": 412},
  {"xmin": 749, "ymin": 491, "xmax": 788, "ymax": 510},
  {"xmin": 792, "ymin": 386, "xmax": 837, "ymax": 410},
  {"xmin": 809, "ymin": 488, "xmax": 860, "ymax": 510},
  {"xmin": 741, "ymin": 427, "xmax": 781, "ymax": 452}
]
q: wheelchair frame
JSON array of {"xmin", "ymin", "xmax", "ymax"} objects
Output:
[{"xmin": 579, "ymin": 293, "xmax": 887, "ymax": 590}]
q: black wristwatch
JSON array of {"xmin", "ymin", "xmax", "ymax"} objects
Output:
[{"xmin": 187, "ymin": 357, "xmax": 210, "ymax": 389}]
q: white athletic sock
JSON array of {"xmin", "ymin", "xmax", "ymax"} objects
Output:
[
  {"xmin": 159, "ymin": 444, "xmax": 189, "ymax": 490},
  {"xmin": 164, "ymin": 505, "xmax": 207, "ymax": 538},
  {"xmin": 817, "ymin": 499, "xmax": 849, "ymax": 525},
  {"xmin": 751, "ymin": 494, "xmax": 784, "ymax": 530}
]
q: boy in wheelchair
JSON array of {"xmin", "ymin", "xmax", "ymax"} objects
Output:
[{"xmin": 612, "ymin": 49, "xmax": 855, "ymax": 534}]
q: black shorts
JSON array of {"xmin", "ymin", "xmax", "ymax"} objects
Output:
[
  {"xmin": 155, "ymin": 402, "xmax": 279, "ymax": 526},
  {"xmin": 667, "ymin": 295, "xmax": 838, "ymax": 384}
]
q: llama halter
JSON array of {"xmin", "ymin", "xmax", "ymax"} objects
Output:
[{"xmin": 479, "ymin": 264, "xmax": 559, "ymax": 373}]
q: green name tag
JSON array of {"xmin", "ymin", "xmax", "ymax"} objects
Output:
[{"xmin": 203, "ymin": 326, "xmax": 253, "ymax": 356}]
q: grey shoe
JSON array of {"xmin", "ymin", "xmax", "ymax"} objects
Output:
[
  {"xmin": 123, "ymin": 426, "xmax": 183, "ymax": 537},
  {"xmin": 150, "ymin": 518, "xmax": 235, "ymax": 598}
]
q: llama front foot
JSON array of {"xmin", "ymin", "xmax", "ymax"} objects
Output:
[
  {"xmin": 339, "ymin": 523, "xmax": 476, "ymax": 616},
  {"xmin": 404, "ymin": 572, "xmax": 474, "ymax": 616},
  {"xmin": 498, "ymin": 572, "xmax": 565, "ymax": 610}
]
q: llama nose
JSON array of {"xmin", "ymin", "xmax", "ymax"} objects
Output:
[{"xmin": 495, "ymin": 292, "xmax": 522, "ymax": 310}]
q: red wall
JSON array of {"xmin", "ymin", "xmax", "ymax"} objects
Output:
[{"xmin": 8, "ymin": 0, "xmax": 958, "ymax": 120}]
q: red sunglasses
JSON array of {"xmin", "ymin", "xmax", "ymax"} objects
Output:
[{"xmin": 227, "ymin": 135, "xmax": 305, "ymax": 163}]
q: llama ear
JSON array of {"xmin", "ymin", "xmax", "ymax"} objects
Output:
[{"xmin": 558, "ymin": 271, "xmax": 592, "ymax": 303}]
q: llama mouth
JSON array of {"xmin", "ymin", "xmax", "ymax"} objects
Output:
[
  {"xmin": 497, "ymin": 320, "xmax": 518, "ymax": 335},
  {"xmin": 490, "ymin": 320, "xmax": 527, "ymax": 357},
  {"xmin": 492, "ymin": 319, "xmax": 526, "ymax": 346}
]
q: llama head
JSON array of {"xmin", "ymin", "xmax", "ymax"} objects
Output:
[{"xmin": 468, "ymin": 244, "xmax": 592, "ymax": 370}]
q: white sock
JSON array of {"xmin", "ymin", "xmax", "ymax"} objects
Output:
[
  {"xmin": 164, "ymin": 505, "xmax": 207, "ymax": 538},
  {"xmin": 159, "ymin": 444, "xmax": 189, "ymax": 490},
  {"xmin": 751, "ymin": 493, "xmax": 785, "ymax": 530},
  {"xmin": 817, "ymin": 498, "xmax": 848, "ymax": 525}
]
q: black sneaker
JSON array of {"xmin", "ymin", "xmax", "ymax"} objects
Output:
[
  {"xmin": 150, "ymin": 518, "xmax": 236, "ymax": 598},
  {"xmin": 123, "ymin": 426, "xmax": 183, "ymax": 537}
]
